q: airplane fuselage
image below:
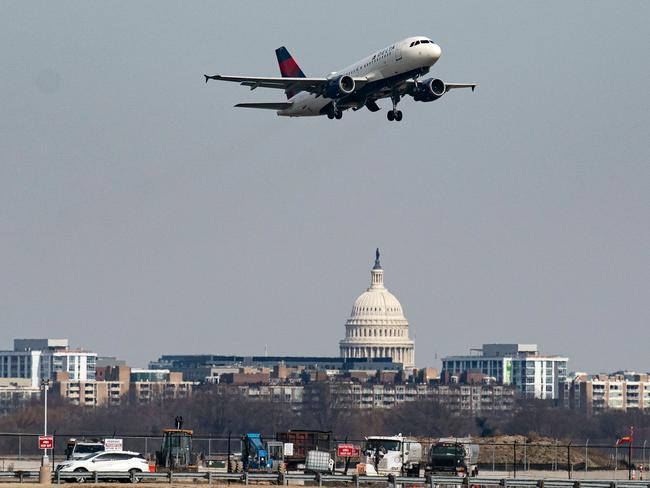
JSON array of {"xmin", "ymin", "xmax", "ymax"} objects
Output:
[{"xmin": 279, "ymin": 37, "xmax": 442, "ymax": 117}]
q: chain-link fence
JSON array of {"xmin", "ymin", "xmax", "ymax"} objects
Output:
[{"xmin": 0, "ymin": 432, "xmax": 648, "ymax": 479}]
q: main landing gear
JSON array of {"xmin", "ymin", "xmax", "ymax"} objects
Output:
[
  {"xmin": 387, "ymin": 93, "xmax": 403, "ymax": 121},
  {"xmin": 387, "ymin": 109, "xmax": 402, "ymax": 121},
  {"xmin": 327, "ymin": 103, "xmax": 343, "ymax": 120}
]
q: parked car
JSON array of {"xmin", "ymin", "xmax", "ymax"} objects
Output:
[
  {"xmin": 56, "ymin": 451, "xmax": 149, "ymax": 483},
  {"xmin": 64, "ymin": 439, "xmax": 105, "ymax": 460}
]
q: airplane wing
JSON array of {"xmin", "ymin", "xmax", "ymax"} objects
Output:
[
  {"xmin": 204, "ymin": 74, "xmax": 368, "ymax": 95},
  {"xmin": 403, "ymin": 80, "xmax": 478, "ymax": 92},
  {"xmin": 443, "ymin": 83, "xmax": 478, "ymax": 92},
  {"xmin": 234, "ymin": 102, "xmax": 293, "ymax": 110}
]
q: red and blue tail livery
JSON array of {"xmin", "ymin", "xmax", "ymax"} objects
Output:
[
  {"xmin": 205, "ymin": 37, "xmax": 477, "ymax": 120},
  {"xmin": 275, "ymin": 46, "xmax": 306, "ymax": 99},
  {"xmin": 275, "ymin": 46, "xmax": 306, "ymax": 78}
]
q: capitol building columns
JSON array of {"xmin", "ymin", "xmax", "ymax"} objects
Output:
[{"xmin": 339, "ymin": 249, "xmax": 415, "ymax": 370}]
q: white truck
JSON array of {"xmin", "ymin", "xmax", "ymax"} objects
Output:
[{"xmin": 362, "ymin": 435, "xmax": 423, "ymax": 476}]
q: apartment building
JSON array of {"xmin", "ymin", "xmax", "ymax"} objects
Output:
[
  {"xmin": 442, "ymin": 344, "xmax": 568, "ymax": 399},
  {"xmin": 560, "ymin": 372, "xmax": 650, "ymax": 413}
]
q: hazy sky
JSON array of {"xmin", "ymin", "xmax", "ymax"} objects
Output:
[{"xmin": 1, "ymin": 2, "xmax": 648, "ymax": 372}]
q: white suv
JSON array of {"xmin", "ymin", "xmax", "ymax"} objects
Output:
[{"xmin": 56, "ymin": 451, "xmax": 149, "ymax": 482}]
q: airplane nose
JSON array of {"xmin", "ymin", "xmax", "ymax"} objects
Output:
[{"xmin": 430, "ymin": 43, "xmax": 442, "ymax": 62}]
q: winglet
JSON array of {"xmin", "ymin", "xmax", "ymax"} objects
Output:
[{"xmin": 204, "ymin": 74, "xmax": 209, "ymax": 83}]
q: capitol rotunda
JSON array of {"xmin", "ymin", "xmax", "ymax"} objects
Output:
[{"xmin": 339, "ymin": 250, "xmax": 415, "ymax": 369}]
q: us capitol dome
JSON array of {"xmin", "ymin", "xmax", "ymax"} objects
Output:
[{"xmin": 339, "ymin": 249, "xmax": 415, "ymax": 369}]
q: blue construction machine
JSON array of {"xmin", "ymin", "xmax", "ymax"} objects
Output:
[{"xmin": 241, "ymin": 433, "xmax": 275, "ymax": 472}]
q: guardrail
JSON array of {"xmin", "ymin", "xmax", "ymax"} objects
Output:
[{"xmin": 1, "ymin": 471, "xmax": 650, "ymax": 486}]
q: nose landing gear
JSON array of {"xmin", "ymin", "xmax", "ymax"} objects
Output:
[{"xmin": 387, "ymin": 93, "xmax": 403, "ymax": 121}]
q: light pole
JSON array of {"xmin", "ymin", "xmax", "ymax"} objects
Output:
[{"xmin": 41, "ymin": 379, "xmax": 50, "ymax": 466}]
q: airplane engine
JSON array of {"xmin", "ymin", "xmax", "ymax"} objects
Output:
[
  {"xmin": 324, "ymin": 75, "xmax": 355, "ymax": 98},
  {"xmin": 411, "ymin": 78, "xmax": 446, "ymax": 102}
]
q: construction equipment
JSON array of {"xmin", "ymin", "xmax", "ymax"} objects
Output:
[
  {"xmin": 240, "ymin": 433, "xmax": 273, "ymax": 472},
  {"xmin": 426, "ymin": 437, "xmax": 480, "ymax": 477},
  {"xmin": 230, "ymin": 433, "xmax": 287, "ymax": 473},
  {"xmin": 155, "ymin": 417, "xmax": 198, "ymax": 472}
]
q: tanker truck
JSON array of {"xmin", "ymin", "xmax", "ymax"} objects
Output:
[{"xmin": 362, "ymin": 435, "xmax": 422, "ymax": 476}]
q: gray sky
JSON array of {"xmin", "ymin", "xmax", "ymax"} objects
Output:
[{"xmin": 1, "ymin": 1, "xmax": 648, "ymax": 372}]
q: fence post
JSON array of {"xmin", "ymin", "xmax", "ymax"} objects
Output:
[
  {"xmin": 18, "ymin": 434, "xmax": 22, "ymax": 460},
  {"xmin": 168, "ymin": 471, "xmax": 173, "ymax": 484},
  {"xmin": 245, "ymin": 472, "xmax": 249, "ymax": 486},
  {"xmin": 56, "ymin": 469, "xmax": 60, "ymax": 484},
  {"xmin": 94, "ymin": 471, "xmax": 98, "ymax": 484},
  {"xmin": 513, "ymin": 441, "xmax": 517, "ymax": 478},
  {"xmin": 208, "ymin": 471, "xmax": 212, "ymax": 485},
  {"xmin": 354, "ymin": 474, "xmax": 359, "ymax": 488},
  {"xmin": 492, "ymin": 442, "xmax": 496, "ymax": 472},
  {"xmin": 523, "ymin": 442, "xmax": 527, "ymax": 472},
  {"xmin": 568, "ymin": 443, "xmax": 572, "ymax": 479}
]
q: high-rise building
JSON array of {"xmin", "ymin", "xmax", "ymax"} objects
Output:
[
  {"xmin": 339, "ymin": 250, "xmax": 415, "ymax": 369},
  {"xmin": 442, "ymin": 344, "xmax": 568, "ymax": 399},
  {"xmin": 0, "ymin": 339, "xmax": 97, "ymax": 388}
]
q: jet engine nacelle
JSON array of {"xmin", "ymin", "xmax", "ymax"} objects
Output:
[
  {"xmin": 412, "ymin": 78, "xmax": 446, "ymax": 102},
  {"xmin": 324, "ymin": 75, "xmax": 355, "ymax": 99}
]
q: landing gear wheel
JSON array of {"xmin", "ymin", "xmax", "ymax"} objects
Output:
[
  {"xmin": 394, "ymin": 110, "xmax": 403, "ymax": 121},
  {"xmin": 327, "ymin": 112, "xmax": 335, "ymax": 120},
  {"xmin": 335, "ymin": 111, "xmax": 343, "ymax": 119},
  {"xmin": 387, "ymin": 110, "xmax": 395, "ymax": 121}
]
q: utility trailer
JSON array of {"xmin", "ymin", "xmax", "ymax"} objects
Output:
[{"xmin": 275, "ymin": 430, "xmax": 332, "ymax": 471}]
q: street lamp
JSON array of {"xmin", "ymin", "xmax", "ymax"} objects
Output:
[{"xmin": 41, "ymin": 379, "xmax": 50, "ymax": 466}]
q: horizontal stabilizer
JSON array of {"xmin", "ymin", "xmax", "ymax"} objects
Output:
[{"xmin": 234, "ymin": 102, "xmax": 292, "ymax": 110}]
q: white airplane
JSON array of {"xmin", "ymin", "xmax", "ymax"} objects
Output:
[{"xmin": 204, "ymin": 36, "xmax": 476, "ymax": 122}]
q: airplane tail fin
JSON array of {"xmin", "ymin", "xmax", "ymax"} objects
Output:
[{"xmin": 275, "ymin": 46, "xmax": 305, "ymax": 99}]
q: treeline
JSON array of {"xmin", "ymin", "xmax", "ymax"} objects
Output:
[{"xmin": 1, "ymin": 392, "xmax": 648, "ymax": 445}]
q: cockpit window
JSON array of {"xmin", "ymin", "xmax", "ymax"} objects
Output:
[
  {"xmin": 414, "ymin": 40, "xmax": 420, "ymax": 46},
  {"xmin": 420, "ymin": 39, "xmax": 429, "ymax": 44}
]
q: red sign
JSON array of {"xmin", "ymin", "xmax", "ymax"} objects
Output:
[
  {"xmin": 337, "ymin": 443, "xmax": 361, "ymax": 457},
  {"xmin": 39, "ymin": 436, "xmax": 54, "ymax": 449}
]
